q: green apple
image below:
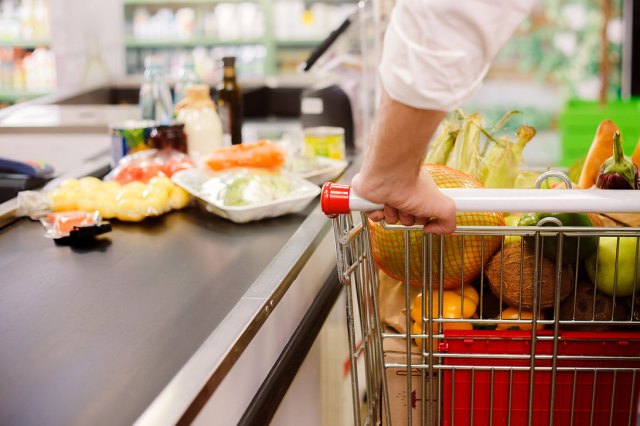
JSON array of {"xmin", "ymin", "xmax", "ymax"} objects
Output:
[{"xmin": 586, "ymin": 237, "xmax": 640, "ymax": 297}]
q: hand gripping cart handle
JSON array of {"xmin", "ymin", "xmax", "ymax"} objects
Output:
[
  {"xmin": 320, "ymin": 177, "xmax": 640, "ymax": 426},
  {"xmin": 321, "ymin": 183, "xmax": 640, "ymax": 216}
]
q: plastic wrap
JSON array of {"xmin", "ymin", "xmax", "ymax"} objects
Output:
[
  {"xmin": 17, "ymin": 175, "xmax": 191, "ymax": 222},
  {"xmin": 106, "ymin": 149, "xmax": 194, "ymax": 184}
]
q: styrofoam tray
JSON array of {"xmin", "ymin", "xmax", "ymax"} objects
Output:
[
  {"xmin": 172, "ymin": 168, "xmax": 320, "ymax": 223},
  {"xmin": 282, "ymin": 156, "xmax": 348, "ymax": 185}
]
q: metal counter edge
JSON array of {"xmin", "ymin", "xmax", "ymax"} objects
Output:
[
  {"xmin": 136, "ymin": 154, "xmax": 358, "ymax": 425},
  {"xmin": 134, "ymin": 203, "xmax": 333, "ymax": 426}
]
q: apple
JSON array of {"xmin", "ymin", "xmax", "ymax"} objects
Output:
[{"xmin": 586, "ymin": 237, "xmax": 640, "ymax": 297}]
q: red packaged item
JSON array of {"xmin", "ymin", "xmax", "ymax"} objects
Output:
[
  {"xmin": 108, "ymin": 149, "xmax": 194, "ymax": 184},
  {"xmin": 41, "ymin": 211, "xmax": 112, "ymax": 243}
]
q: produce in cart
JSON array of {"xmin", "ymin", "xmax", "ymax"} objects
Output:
[
  {"xmin": 594, "ymin": 130, "xmax": 639, "ymax": 189},
  {"xmin": 426, "ymin": 109, "xmax": 536, "ymax": 188},
  {"xmin": 485, "ymin": 240, "xmax": 573, "ymax": 310},
  {"xmin": 559, "ymin": 280, "xmax": 630, "ymax": 331},
  {"xmin": 517, "ymin": 212, "xmax": 597, "ymax": 262},
  {"xmin": 586, "ymin": 236, "xmax": 640, "ymax": 297},
  {"xmin": 495, "ymin": 307, "xmax": 545, "ymax": 331},
  {"xmin": 368, "ymin": 163, "xmax": 504, "ymax": 288},
  {"xmin": 578, "ymin": 119, "xmax": 619, "ymax": 189}
]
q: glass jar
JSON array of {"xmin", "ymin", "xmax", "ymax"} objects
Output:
[{"xmin": 149, "ymin": 122, "xmax": 188, "ymax": 153}]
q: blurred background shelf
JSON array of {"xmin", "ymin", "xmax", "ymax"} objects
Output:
[
  {"xmin": 124, "ymin": 37, "xmax": 264, "ymax": 48},
  {"xmin": 124, "ymin": 0, "xmax": 256, "ymax": 4},
  {"xmin": 0, "ymin": 39, "xmax": 50, "ymax": 48},
  {"xmin": 0, "ymin": 90, "xmax": 50, "ymax": 102},
  {"xmin": 274, "ymin": 39, "xmax": 324, "ymax": 48},
  {"xmin": 122, "ymin": 0, "xmax": 357, "ymax": 77}
]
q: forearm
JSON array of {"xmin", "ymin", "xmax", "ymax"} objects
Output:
[{"xmin": 356, "ymin": 89, "xmax": 446, "ymax": 201}]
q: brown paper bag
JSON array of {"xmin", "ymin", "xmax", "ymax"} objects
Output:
[{"xmin": 378, "ymin": 270, "xmax": 419, "ymax": 334}]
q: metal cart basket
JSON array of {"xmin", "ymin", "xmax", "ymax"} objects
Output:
[{"xmin": 321, "ymin": 178, "xmax": 640, "ymax": 426}]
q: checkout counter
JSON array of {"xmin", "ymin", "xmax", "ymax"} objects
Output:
[{"xmin": 0, "ymin": 82, "xmax": 358, "ymax": 425}]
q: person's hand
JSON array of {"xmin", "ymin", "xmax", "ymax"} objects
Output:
[{"xmin": 351, "ymin": 168, "xmax": 456, "ymax": 234}]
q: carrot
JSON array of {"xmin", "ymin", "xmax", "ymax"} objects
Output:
[
  {"xmin": 578, "ymin": 119, "xmax": 619, "ymax": 189},
  {"xmin": 205, "ymin": 140, "xmax": 285, "ymax": 171},
  {"xmin": 632, "ymin": 137, "xmax": 640, "ymax": 168}
]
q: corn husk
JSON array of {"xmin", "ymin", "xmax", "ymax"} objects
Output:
[
  {"xmin": 425, "ymin": 110, "xmax": 463, "ymax": 164},
  {"xmin": 480, "ymin": 125, "xmax": 536, "ymax": 188},
  {"xmin": 446, "ymin": 112, "xmax": 483, "ymax": 179}
]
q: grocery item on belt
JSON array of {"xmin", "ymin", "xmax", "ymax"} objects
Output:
[
  {"xmin": 110, "ymin": 120, "xmax": 155, "ymax": 166},
  {"xmin": 172, "ymin": 168, "xmax": 320, "ymax": 223},
  {"xmin": 17, "ymin": 175, "xmax": 191, "ymax": 223},
  {"xmin": 107, "ymin": 149, "xmax": 194, "ymax": 184},
  {"xmin": 40, "ymin": 210, "xmax": 112, "ymax": 244},
  {"xmin": 205, "ymin": 140, "xmax": 285, "ymax": 171},
  {"xmin": 282, "ymin": 155, "xmax": 348, "ymax": 185}
]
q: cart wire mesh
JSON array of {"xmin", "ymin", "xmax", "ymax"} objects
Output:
[{"xmin": 330, "ymin": 211, "xmax": 640, "ymax": 426}]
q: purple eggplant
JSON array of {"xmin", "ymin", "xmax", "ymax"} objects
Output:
[{"xmin": 595, "ymin": 130, "xmax": 638, "ymax": 189}]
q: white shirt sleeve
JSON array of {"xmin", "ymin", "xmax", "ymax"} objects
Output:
[{"xmin": 379, "ymin": 0, "xmax": 536, "ymax": 111}]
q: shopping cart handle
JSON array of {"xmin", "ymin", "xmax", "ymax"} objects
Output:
[{"xmin": 321, "ymin": 183, "xmax": 640, "ymax": 216}]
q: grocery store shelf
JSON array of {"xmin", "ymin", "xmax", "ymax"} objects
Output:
[
  {"xmin": 0, "ymin": 90, "xmax": 50, "ymax": 102},
  {"xmin": 125, "ymin": 37, "xmax": 264, "ymax": 48},
  {"xmin": 123, "ymin": 0, "xmax": 256, "ymax": 4},
  {"xmin": 0, "ymin": 39, "xmax": 50, "ymax": 48},
  {"xmin": 275, "ymin": 39, "xmax": 322, "ymax": 48}
]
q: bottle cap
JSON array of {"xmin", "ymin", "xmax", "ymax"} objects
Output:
[
  {"xmin": 222, "ymin": 56, "xmax": 236, "ymax": 67},
  {"xmin": 185, "ymin": 84, "xmax": 211, "ymax": 100}
]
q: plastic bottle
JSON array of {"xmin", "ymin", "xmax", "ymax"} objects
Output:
[
  {"xmin": 175, "ymin": 84, "xmax": 223, "ymax": 160},
  {"xmin": 139, "ymin": 56, "xmax": 173, "ymax": 123},
  {"xmin": 173, "ymin": 60, "xmax": 199, "ymax": 104}
]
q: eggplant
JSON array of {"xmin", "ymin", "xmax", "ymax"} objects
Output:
[{"xmin": 595, "ymin": 130, "xmax": 639, "ymax": 189}]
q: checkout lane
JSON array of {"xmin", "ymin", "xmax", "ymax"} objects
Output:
[{"xmin": 0, "ymin": 82, "xmax": 355, "ymax": 425}]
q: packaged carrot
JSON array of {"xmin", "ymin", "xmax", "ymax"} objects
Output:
[{"xmin": 205, "ymin": 140, "xmax": 286, "ymax": 171}]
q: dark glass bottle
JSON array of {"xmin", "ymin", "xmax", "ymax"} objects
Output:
[{"xmin": 217, "ymin": 56, "xmax": 244, "ymax": 145}]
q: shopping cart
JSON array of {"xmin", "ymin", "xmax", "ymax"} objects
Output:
[{"xmin": 320, "ymin": 175, "xmax": 640, "ymax": 426}]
